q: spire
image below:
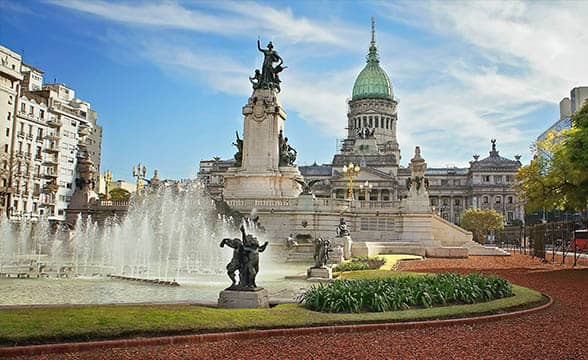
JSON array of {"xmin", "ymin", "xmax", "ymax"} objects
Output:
[{"xmin": 367, "ymin": 16, "xmax": 379, "ymax": 64}]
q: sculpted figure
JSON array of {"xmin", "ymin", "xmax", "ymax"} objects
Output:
[
  {"xmin": 232, "ymin": 131, "xmax": 243, "ymax": 166},
  {"xmin": 313, "ymin": 237, "xmax": 330, "ymax": 268},
  {"xmin": 336, "ymin": 217, "xmax": 350, "ymax": 237},
  {"xmin": 256, "ymin": 38, "xmax": 285, "ymax": 91},
  {"xmin": 220, "ymin": 224, "xmax": 268, "ymax": 289}
]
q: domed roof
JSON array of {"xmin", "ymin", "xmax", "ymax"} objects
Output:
[{"xmin": 352, "ymin": 20, "xmax": 393, "ymax": 101}]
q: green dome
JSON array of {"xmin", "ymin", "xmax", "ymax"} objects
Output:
[{"xmin": 351, "ymin": 23, "xmax": 393, "ymax": 101}]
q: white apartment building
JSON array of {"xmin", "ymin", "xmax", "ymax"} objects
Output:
[{"xmin": 0, "ymin": 44, "xmax": 102, "ymax": 221}]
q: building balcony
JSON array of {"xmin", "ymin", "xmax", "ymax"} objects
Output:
[
  {"xmin": 17, "ymin": 131, "xmax": 25, "ymax": 138},
  {"xmin": 24, "ymin": 152, "xmax": 32, "ymax": 160},
  {"xmin": 43, "ymin": 145, "xmax": 59, "ymax": 153},
  {"xmin": 42, "ymin": 171, "xmax": 58, "ymax": 179},
  {"xmin": 44, "ymin": 133, "xmax": 60, "ymax": 141},
  {"xmin": 14, "ymin": 151, "xmax": 24, "ymax": 158},
  {"xmin": 47, "ymin": 119, "xmax": 62, "ymax": 128},
  {"xmin": 36, "ymin": 137, "xmax": 44, "ymax": 144},
  {"xmin": 25, "ymin": 134, "xmax": 33, "ymax": 141},
  {"xmin": 34, "ymin": 154, "xmax": 43, "ymax": 161}
]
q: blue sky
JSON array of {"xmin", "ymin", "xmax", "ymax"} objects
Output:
[{"xmin": 1, "ymin": 0, "xmax": 587, "ymax": 181}]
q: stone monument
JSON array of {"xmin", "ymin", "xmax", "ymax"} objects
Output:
[
  {"xmin": 218, "ymin": 224, "xmax": 270, "ymax": 308},
  {"xmin": 223, "ymin": 39, "xmax": 302, "ymax": 199}
]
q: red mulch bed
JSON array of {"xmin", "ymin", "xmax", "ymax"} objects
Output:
[{"xmin": 14, "ymin": 253, "xmax": 588, "ymax": 360}]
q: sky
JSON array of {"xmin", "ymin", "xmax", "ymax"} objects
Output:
[{"xmin": 1, "ymin": 0, "xmax": 587, "ymax": 181}]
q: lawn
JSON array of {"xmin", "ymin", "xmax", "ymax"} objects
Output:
[{"xmin": 0, "ymin": 284, "xmax": 544, "ymax": 346}]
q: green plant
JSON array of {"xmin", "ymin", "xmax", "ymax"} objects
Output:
[
  {"xmin": 333, "ymin": 256, "xmax": 386, "ymax": 272},
  {"xmin": 299, "ymin": 273, "xmax": 513, "ymax": 313}
]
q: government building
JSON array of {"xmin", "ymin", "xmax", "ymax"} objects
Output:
[{"xmin": 198, "ymin": 23, "xmax": 524, "ymax": 228}]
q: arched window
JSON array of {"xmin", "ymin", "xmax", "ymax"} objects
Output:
[
  {"xmin": 482, "ymin": 196, "xmax": 489, "ymax": 204},
  {"xmin": 495, "ymin": 196, "xmax": 502, "ymax": 204},
  {"xmin": 335, "ymin": 189, "xmax": 345, "ymax": 199},
  {"xmin": 381, "ymin": 189, "xmax": 390, "ymax": 201}
]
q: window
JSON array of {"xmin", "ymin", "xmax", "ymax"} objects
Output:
[
  {"xmin": 381, "ymin": 189, "xmax": 390, "ymax": 201},
  {"xmin": 483, "ymin": 175, "xmax": 490, "ymax": 182},
  {"xmin": 6, "ymin": 112, "xmax": 10, "ymax": 120},
  {"xmin": 494, "ymin": 175, "xmax": 503, "ymax": 183},
  {"xmin": 483, "ymin": 196, "xmax": 489, "ymax": 204},
  {"xmin": 29, "ymin": 105, "xmax": 34, "ymax": 115},
  {"xmin": 40, "ymin": 109, "xmax": 45, "ymax": 119},
  {"xmin": 508, "ymin": 196, "xmax": 514, "ymax": 204},
  {"xmin": 5, "ymin": 128, "xmax": 8, "ymax": 137},
  {"xmin": 454, "ymin": 199, "xmax": 461, "ymax": 206},
  {"xmin": 495, "ymin": 196, "xmax": 502, "ymax": 204},
  {"xmin": 21, "ymin": 103, "xmax": 25, "ymax": 112}
]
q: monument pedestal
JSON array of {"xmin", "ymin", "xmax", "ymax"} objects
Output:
[
  {"xmin": 307, "ymin": 266, "xmax": 332, "ymax": 280},
  {"xmin": 332, "ymin": 235, "xmax": 353, "ymax": 260},
  {"xmin": 218, "ymin": 288, "xmax": 269, "ymax": 309}
]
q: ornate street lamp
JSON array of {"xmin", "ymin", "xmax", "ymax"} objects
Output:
[
  {"xmin": 132, "ymin": 162, "xmax": 147, "ymax": 195},
  {"xmin": 342, "ymin": 162, "xmax": 360, "ymax": 201},
  {"xmin": 104, "ymin": 170, "xmax": 113, "ymax": 200},
  {"xmin": 359, "ymin": 180, "xmax": 373, "ymax": 201}
]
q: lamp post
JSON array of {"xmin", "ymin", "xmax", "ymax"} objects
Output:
[
  {"xmin": 359, "ymin": 180, "xmax": 372, "ymax": 201},
  {"xmin": 104, "ymin": 170, "xmax": 112, "ymax": 200},
  {"xmin": 342, "ymin": 162, "xmax": 360, "ymax": 201},
  {"xmin": 132, "ymin": 162, "xmax": 147, "ymax": 195}
]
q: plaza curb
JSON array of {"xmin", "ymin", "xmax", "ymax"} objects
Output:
[{"xmin": 0, "ymin": 294, "xmax": 553, "ymax": 357}]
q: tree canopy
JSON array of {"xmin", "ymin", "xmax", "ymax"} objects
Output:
[
  {"xmin": 109, "ymin": 188, "xmax": 131, "ymax": 201},
  {"xmin": 516, "ymin": 101, "xmax": 588, "ymax": 212},
  {"xmin": 461, "ymin": 208, "xmax": 504, "ymax": 243}
]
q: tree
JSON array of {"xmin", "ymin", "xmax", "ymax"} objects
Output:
[
  {"xmin": 516, "ymin": 101, "xmax": 588, "ymax": 212},
  {"xmin": 109, "ymin": 188, "xmax": 131, "ymax": 201},
  {"xmin": 461, "ymin": 208, "xmax": 504, "ymax": 243}
]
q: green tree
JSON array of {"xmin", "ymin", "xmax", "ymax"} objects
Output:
[
  {"xmin": 109, "ymin": 188, "xmax": 131, "ymax": 201},
  {"xmin": 461, "ymin": 208, "xmax": 504, "ymax": 243},
  {"xmin": 516, "ymin": 101, "xmax": 588, "ymax": 212}
]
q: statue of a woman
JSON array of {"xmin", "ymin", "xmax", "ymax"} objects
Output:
[{"xmin": 257, "ymin": 39, "xmax": 283, "ymax": 89}]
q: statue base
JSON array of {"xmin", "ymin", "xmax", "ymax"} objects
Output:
[
  {"xmin": 307, "ymin": 266, "xmax": 332, "ymax": 280},
  {"xmin": 218, "ymin": 288, "xmax": 269, "ymax": 309}
]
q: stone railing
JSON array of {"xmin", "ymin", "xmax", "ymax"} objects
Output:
[{"xmin": 97, "ymin": 200, "xmax": 130, "ymax": 208}]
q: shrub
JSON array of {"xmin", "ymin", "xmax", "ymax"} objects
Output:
[
  {"xmin": 333, "ymin": 256, "xmax": 386, "ymax": 272},
  {"xmin": 299, "ymin": 273, "xmax": 513, "ymax": 313}
]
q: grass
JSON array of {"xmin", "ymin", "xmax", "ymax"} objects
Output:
[
  {"xmin": 378, "ymin": 254, "xmax": 423, "ymax": 271},
  {"xmin": 0, "ymin": 284, "xmax": 544, "ymax": 346}
]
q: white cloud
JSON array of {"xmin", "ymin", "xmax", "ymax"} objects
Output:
[{"xmin": 49, "ymin": 0, "xmax": 363, "ymax": 47}]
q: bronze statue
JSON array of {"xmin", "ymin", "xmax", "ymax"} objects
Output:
[
  {"xmin": 232, "ymin": 131, "xmax": 243, "ymax": 166},
  {"xmin": 255, "ymin": 38, "xmax": 286, "ymax": 92},
  {"xmin": 295, "ymin": 179, "xmax": 321, "ymax": 195},
  {"xmin": 220, "ymin": 224, "xmax": 268, "ymax": 290},
  {"xmin": 336, "ymin": 217, "xmax": 350, "ymax": 237},
  {"xmin": 313, "ymin": 237, "xmax": 330, "ymax": 268},
  {"xmin": 279, "ymin": 134, "xmax": 297, "ymax": 166}
]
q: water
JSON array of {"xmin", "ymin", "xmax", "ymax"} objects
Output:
[{"xmin": 0, "ymin": 183, "xmax": 308, "ymax": 305}]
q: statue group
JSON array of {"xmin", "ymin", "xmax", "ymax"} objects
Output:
[
  {"xmin": 249, "ymin": 39, "xmax": 286, "ymax": 92},
  {"xmin": 220, "ymin": 224, "xmax": 268, "ymax": 290}
]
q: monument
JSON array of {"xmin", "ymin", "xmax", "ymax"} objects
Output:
[
  {"xmin": 218, "ymin": 224, "xmax": 270, "ymax": 308},
  {"xmin": 222, "ymin": 39, "xmax": 302, "ymax": 199}
]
